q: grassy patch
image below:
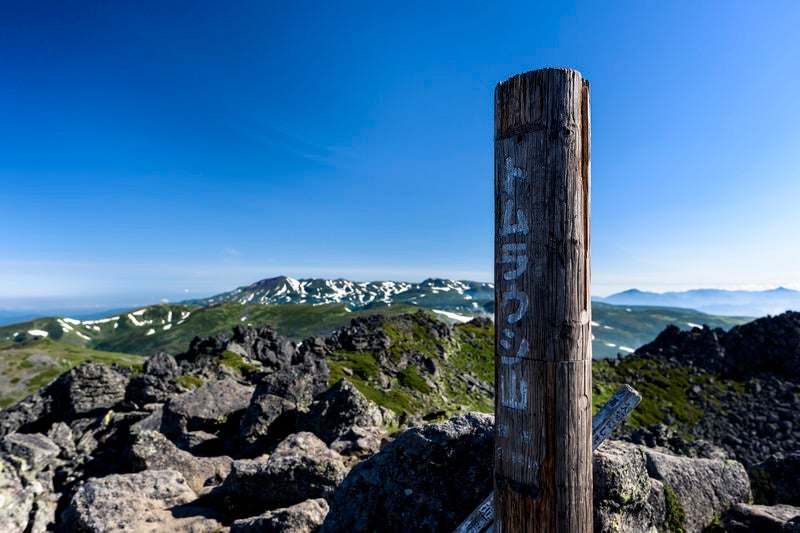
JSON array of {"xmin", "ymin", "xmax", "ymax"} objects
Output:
[
  {"xmin": 592, "ymin": 357, "xmax": 704, "ymax": 429},
  {"xmin": 451, "ymin": 321, "xmax": 494, "ymax": 383},
  {"xmin": 360, "ymin": 386, "xmax": 416, "ymax": 415},
  {"xmin": 174, "ymin": 375, "xmax": 205, "ymax": 390},
  {"xmin": 214, "ymin": 350, "xmax": 258, "ymax": 374},
  {"xmin": 398, "ymin": 366, "xmax": 431, "ymax": 394},
  {"xmin": 0, "ymin": 338, "xmax": 143, "ymax": 407},
  {"xmin": 328, "ymin": 350, "xmax": 380, "ymax": 382}
]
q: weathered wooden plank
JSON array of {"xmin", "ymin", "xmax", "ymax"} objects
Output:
[
  {"xmin": 494, "ymin": 67, "xmax": 592, "ymax": 532},
  {"xmin": 592, "ymin": 384, "xmax": 642, "ymax": 450},
  {"xmin": 455, "ymin": 385, "xmax": 642, "ymax": 533}
]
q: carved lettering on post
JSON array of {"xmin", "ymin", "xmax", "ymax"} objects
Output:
[{"xmin": 496, "ymin": 157, "xmax": 530, "ymax": 415}]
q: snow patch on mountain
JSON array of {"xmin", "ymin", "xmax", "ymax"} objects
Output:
[{"xmin": 432, "ymin": 310, "xmax": 473, "ymax": 323}]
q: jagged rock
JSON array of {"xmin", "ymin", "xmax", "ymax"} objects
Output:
[
  {"xmin": 593, "ymin": 441, "xmax": 663, "ymax": 533},
  {"xmin": 176, "ymin": 430, "xmax": 227, "ymax": 456},
  {"xmin": 320, "ymin": 412, "xmax": 494, "ymax": 533},
  {"xmin": 239, "ymin": 365, "xmax": 328, "ymax": 454},
  {"xmin": 49, "ymin": 362, "xmax": 130, "ymax": 421},
  {"xmin": 303, "ymin": 379, "xmax": 396, "ymax": 444},
  {"xmin": 161, "ymin": 378, "xmax": 253, "ymax": 446},
  {"xmin": 643, "ymin": 446, "xmax": 751, "ymax": 532},
  {"xmin": 328, "ymin": 315, "xmax": 392, "ymax": 352},
  {"xmin": 230, "ymin": 498, "xmax": 329, "ymax": 533},
  {"xmin": 2, "ymin": 431, "xmax": 61, "ymax": 468},
  {"xmin": 0, "ymin": 362, "xmax": 129, "ymax": 438},
  {"xmin": 129, "ymin": 430, "xmax": 232, "ymax": 493},
  {"xmin": 62, "ymin": 469, "xmax": 224, "ymax": 532},
  {"xmin": 125, "ymin": 352, "xmax": 180, "ymax": 407},
  {"xmin": 716, "ymin": 503, "xmax": 800, "ymax": 532},
  {"xmin": 752, "ymin": 451, "xmax": 800, "ymax": 505},
  {"xmin": 0, "ymin": 433, "xmax": 62, "ymax": 533},
  {"xmin": 144, "ymin": 351, "xmax": 180, "ymax": 378},
  {"xmin": 226, "ymin": 324, "xmax": 298, "ymax": 367},
  {"xmin": 221, "ymin": 432, "xmax": 347, "ymax": 511},
  {"xmin": 330, "ymin": 426, "xmax": 389, "ymax": 459},
  {"xmin": 70, "ymin": 417, "xmax": 101, "ymax": 458},
  {"xmin": 126, "ymin": 374, "xmax": 178, "ymax": 405},
  {"xmin": 47, "ymin": 421, "xmax": 76, "ymax": 459},
  {"xmin": 0, "ymin": 390, "xmax": 50, "ymax": 437},
  {"xmin": 129, "ymin": 404, "xmax": 164, "ymax": 436},
  {"xmin": 184, "ymin": 333, "xmax": 228, "ymax": 361}
]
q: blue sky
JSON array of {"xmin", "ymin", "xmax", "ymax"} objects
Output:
[{"xmin": 1, "ymin": 1, "xmax": 799, "ymax": 311}]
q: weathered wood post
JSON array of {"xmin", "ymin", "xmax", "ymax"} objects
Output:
[{"xmin": 494, "ymin": 68, "xmax": 592, "ymax": 532}]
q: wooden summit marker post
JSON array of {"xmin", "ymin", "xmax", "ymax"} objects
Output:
[{"xmin": 493, "ymin": 68, "xmax": 591, "ymax": 532}]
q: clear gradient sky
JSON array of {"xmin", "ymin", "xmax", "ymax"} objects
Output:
[{"xmin": 2, "ymin": 1, "xmax": 799, "ymax": 311}]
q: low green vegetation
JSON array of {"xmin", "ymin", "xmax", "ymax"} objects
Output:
[
  {"xmin": 594, "ymin": 357, "xmax": 705, "ymax": 428},
  {"xmin": 398, "ymin": 366, "xmax": 431, "ymax": 394},
  {"xmin": 663, "ymin": 483, "xmax": 687, "ymax": 533},
  {"xmin": 0, "ymin": 338, "xmax": 143, "ymax": 408},
  {"xmin": 213, "ymin": 350, "xmax": 258, "ymax": 374},
  {"xmin": 174, "ymin": 375, "xmax": 205, "ymax": 390},
  {"xmin": 326, "ymin": 313, "xmax": 495, "ymax": 418}
]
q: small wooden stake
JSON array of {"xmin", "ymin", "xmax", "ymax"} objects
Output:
[{"xmin": 493, "ymin": 68, "xmax": 592, "ymax": 532}]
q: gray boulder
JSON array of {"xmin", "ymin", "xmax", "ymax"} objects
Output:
[
  {"xmin": 303, "ymin": 379, "xmax": 396, "ymax": 444},
  {"xmin": 321, "ymin": 412, "xmax": 494, "ymax": 533},
  {"xmin": 644, "ymin": 446, "xmax": 751, "ymax": 532},
  {"xmin": 230, "ymin": 498, "xmax": 329, "ymax": 533},
  {"xmin": 0, "ymin": 433, "xmax": 61, "ymax": 533},
  {"xmin": 226, "ymin": 324, "xmax": 297, "ymax": 368},
  {"xmin": 717, "ymin": 503, "xmax": 800, "ymax": 532},
  {"xmin": 129, "ymin": 430, "xmax": 232, "ymax": 493},
  {"xmin": 126, "ymin": 352, "xmax": 181, "ymax": 406},
  {"xmin": 129, "ymin": 404, "xmax": 164, "ymax": 437},
  {"xmin": 161, "ymin": 378, "xmax": 253, "ymax": 445},
  {"xmin": 176, "ymin": 429, "xmax": 227, "ymax": 456},
  {"xmin": 0, "ymin": 391, "xmax": 50, "ymax": 437},
  {"xmin": 143, "ymin": 351, "xmax": 180, "ymax": 378},
  {"xmin": 46, "ymin": 421, "xmax": 76, "ymax": 459},
  {"xmin": 239, "ymin": 366, "xmax": 323, "ymax": 455},
  {"xmin": 0, "ymin": 362, "xmax": 128, "ymax": 438},
  {"xmin": 62, "ymin": 469, "xmax": 223, "ymax": 532},
  {"xmin": 48, "ymin": 362, "xmax": 129, "ymax": 420},
  {"xmin": 222, "ymin": 432, "xmax": 347, "ymax": 510},
  {"xmin": 330, "ymin": 425, "xmax": 389, "ymax": 460},
  {"xmin": 593, "ymin": 440, "xmax": 663, "ymax": 533}
]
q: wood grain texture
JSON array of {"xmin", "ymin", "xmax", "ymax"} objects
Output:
[{"xmin": 494, "ymin": 68, "xmax": 591, "ymax": 532}]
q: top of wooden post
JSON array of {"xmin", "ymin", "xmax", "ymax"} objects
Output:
[{"xmin": 495, "ymin": 68, "xmax": 589, "ymax": 142}]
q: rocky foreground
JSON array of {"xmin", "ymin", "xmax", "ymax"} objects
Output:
[{"xmin": 0, "ymin": 315, "xmax": 798, "ymax": 531}]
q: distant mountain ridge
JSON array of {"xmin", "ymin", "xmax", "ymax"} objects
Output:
[
  {"xmin": 598, "ymin": 287, "xmax": 800, "ymax": 316},
  {"xmin": 181, "ymin": 276, "xmax": 495, "ymax": 313}
]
